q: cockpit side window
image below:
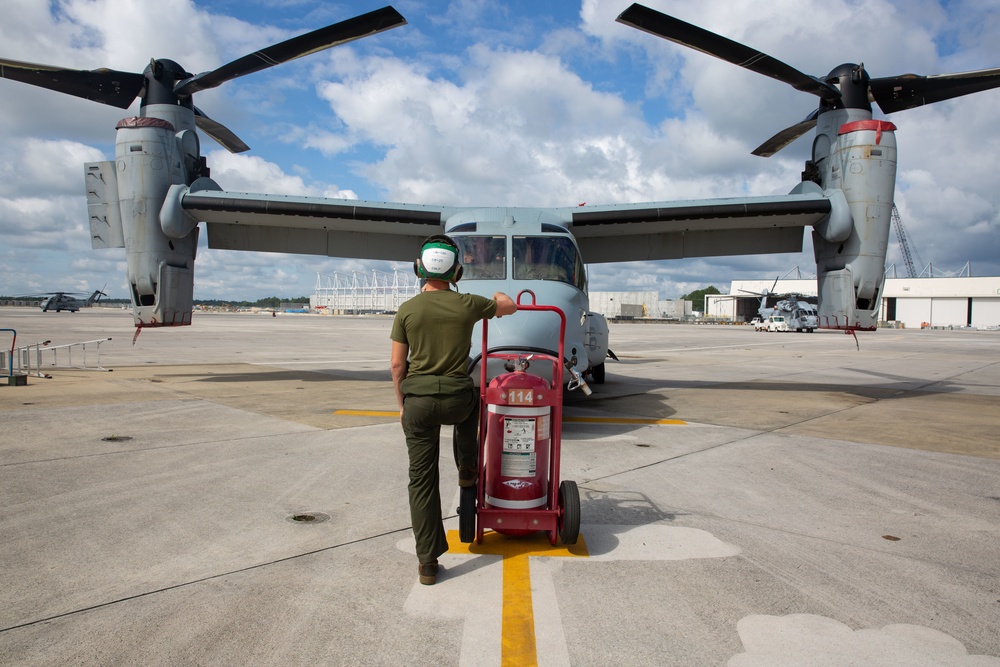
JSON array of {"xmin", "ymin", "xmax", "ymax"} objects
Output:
[
  {"xmin": 454, "ymin": 235, "xmax": 506, "ymax": 280},
  {"xmin": 513, "ymin": 236, "xmax": 585, "ymax": 290}
]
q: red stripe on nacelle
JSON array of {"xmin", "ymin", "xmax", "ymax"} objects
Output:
[
  {"xmin": 116, "ymin": 117, "xmax": 176, "ymax": 131},
  {"xmin": 838, "ymin": 119, "xmax": 897, "ymax": 145}
]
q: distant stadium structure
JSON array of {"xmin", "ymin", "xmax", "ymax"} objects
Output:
[{"xmin": 311, "ymin": 269, "xmax": 418, "ymax": 315}]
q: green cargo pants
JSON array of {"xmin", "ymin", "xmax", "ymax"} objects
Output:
[{"xmin": 400, "ymin": 375, "xmax": 479, "ymax": 564}]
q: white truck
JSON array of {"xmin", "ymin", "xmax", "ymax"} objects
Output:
[{"xmin": 766, "ymin": 315, "xmax": 789, "ymax": 332}]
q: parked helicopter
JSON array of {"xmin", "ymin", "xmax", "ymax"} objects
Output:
[
  {"xmin": 2, "ymin": 4, "xmax": 1000, "ymax": 384},
  {"xmin": 752, "ymin": 293, "xmax": 819, "ymax": 333},
  {"xmin": 743, "ymin": 280, "xmax": 819, "ymax": 333},
  {"xmin": 26, "ymin": 290, "xmax": 107, "ymax": 313}
]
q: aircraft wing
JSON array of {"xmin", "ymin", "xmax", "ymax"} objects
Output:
[
  {"xmin": 180, "ymin": 190, "xmax": 454, "ymax": 262},
  {"xmin": 180, "ymin": 188, "xmax": 836, "ymax": 264},
  {"xmin": 563, "ymin": 192, "xmax": 834, "ymax": 263}
]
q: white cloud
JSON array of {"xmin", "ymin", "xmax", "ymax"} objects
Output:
[
  {"xmin": 205, "ymin": 150, "xmax": 322, "ymax": 196},
  {"xmin": 0, "ymin": 138, "xmax": 106, "ymax": 198}
]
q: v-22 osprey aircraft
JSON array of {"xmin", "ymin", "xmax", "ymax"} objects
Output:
[{"xmin": 2, "ymin": 4, "xmax": 1000, "ymax": 385}]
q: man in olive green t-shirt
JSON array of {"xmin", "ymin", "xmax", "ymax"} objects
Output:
[{"xmin": 390, "ymin": 235, "xmax": 516, "ymax": 585}]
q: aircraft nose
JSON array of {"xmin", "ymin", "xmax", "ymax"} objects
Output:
[{"xmin": 491, "ymin": 309, "xmax": 565, "ymax": 355}]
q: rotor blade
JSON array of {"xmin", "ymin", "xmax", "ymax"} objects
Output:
[
  {"xmin": 174, "ymin": 6, "xmax": 406, "ymax": 97},
  {"xmin": 0, "ymin": 58, "xmax": 144, "ymax": 109},
  {"xmin": 870, "ymin": 67, "xmax": 1000, "ymax": 114},
  {"xmin": 752, "ymin": 110, "xmax": 819, "ymax": 157},
  {"xmin": 616, "ymin": 4, "xmax": 841, "ymax": 101},
  {"xmin": 194, "ymin": 107, "xmax": 250, "ymax": 153}
]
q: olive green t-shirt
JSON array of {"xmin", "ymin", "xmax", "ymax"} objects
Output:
[{"xmin": 390, "ymin": 290, "xmax": 497, "ymax": 379}]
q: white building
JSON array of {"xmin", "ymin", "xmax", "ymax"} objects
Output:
[
  {"xmin": 587, "ymin": 292, "xmax": 692, "ymax": 320},
  {"xmin": 705, "ymin": 277, "xmax": 1000, "ymax": 329}
]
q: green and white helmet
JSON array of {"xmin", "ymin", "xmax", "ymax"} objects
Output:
[{"xmin": 415, "ymin": 235, "xmax": 463, "ymax": 282}]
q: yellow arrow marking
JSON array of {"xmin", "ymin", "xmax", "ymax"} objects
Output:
[
  {"xmin": 334, "ymin": 409, "xmax": 686, "ymax": 425},
  {"xmin": 446, "ymin": 530, "xmax": 589, "ymax": 667}
]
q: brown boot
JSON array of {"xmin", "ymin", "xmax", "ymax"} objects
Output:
[{"xmin": 418, "ymin": 560, "xmax": 439, "ymax": 585}]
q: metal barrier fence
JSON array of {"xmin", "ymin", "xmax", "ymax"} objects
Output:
[
  {"xmin": 2, "ymin": 328, "xmax": 16, "ymax": 382},
  {"xmin": 2, "ymin": 338, "xmax": 112, "ymax": 378}
]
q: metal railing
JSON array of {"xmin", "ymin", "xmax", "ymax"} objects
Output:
[
  {"xmin": 2, "ymin": 328, "xmax": 16, "ymax": 380},
  {"xmin": 2, "ymin": 338, "xmax": 112, "ymax": 378}
]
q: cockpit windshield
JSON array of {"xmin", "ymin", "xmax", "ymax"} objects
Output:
[
  {"xmin": 452, "ymin": 234, "xmax": 585, "ymax": 290},
  {"xmin": 513, "ymin": 236, "xmax": 585, "ymax": 290},
  {"xmin": 454, "ymin": 235, "xmax": 506, "ymax": 280}
]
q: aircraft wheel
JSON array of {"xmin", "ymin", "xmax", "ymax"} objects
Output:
[
  {"xmin": 458, "ymin": 485, "xmax": 476, "ymax": 543},
  {"xmin": 592, "ymin": 362, "xmax": 606, "ymax": 384},
  {"xmin": 558, "ymin": 480, "xmax": 580, "ymax": 545}
]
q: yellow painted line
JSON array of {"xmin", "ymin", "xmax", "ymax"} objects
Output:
[
  {"xmin": 447, "ymin": 530, "xmax": 589, "ymax": 667},
  {"xmin": 333, "ymin": 409, "xmax": 686, "ymax": 425},
  {"xmin": 502, "ymin": 550, "xmax": 535, "ymax": 665}
]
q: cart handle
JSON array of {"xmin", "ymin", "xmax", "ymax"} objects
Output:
[
  {"xmin": 478, "ymin": 290, "xmax": 568, "ymax": 391},
  {"xmin": 513, "ymin": 290, "xmax": 566, "ymax": 321}
]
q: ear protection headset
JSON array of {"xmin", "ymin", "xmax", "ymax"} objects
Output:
[{"xmin": 414, "ymin": 234, "xmax": 463, "ymax": 282}]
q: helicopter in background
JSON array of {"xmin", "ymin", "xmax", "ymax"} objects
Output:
[
  {"xmin": 744, "ymin": 280, "xmax": 819, "ymax": 333},
  {"xmin": 33, "ymin": 289, "xmax": 106, "ymax": 313},
  {"xmin": 751, "ymin": 294, "xmax": 819, "ymax": 333}
]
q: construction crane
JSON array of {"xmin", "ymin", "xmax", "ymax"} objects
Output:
[{"xmin": 891, "ymin": 204, "xmax": 921, "ymax": 278}]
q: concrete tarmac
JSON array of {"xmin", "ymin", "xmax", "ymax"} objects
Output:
[{"xmin": 1, "ymin": 307, "xmax": 998, "ymax": 666}]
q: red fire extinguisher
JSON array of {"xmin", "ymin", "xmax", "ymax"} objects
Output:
[
  {"xmin": 482, "ymin": 366, "xmax": 551, "ymax": 536},
  {"xmin": 461, "ymin": 290, "xmax": 580, "ymax": 546}
]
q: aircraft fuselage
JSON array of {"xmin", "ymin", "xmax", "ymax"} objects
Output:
[{"xmin": 445, "ymin": 210, "xmax": 609, "ymax": 381}]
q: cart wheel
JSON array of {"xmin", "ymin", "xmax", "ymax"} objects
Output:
[
  {"xmin": 459, "ymin": 485, "xmax": 477, "ymax": 543},
  {"xmin": 558, "ymin": 480, "xmax": 580, "ymax": 545},
  {"xmin": 592, "ymin": 362, "xmax": 605, "ymax": 384}
]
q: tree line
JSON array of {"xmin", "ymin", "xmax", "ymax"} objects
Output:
[{"xmin": 680, "ymin": 286, "xmax": 720, "ymax": 312}]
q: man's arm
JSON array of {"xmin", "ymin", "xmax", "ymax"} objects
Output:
[
  {"xmin": 493, "ymin": 292, "xmax": 517, "ymax": 317},
  {"xmin": 390, "ymin": 340, "xmax": 409, "ymax": 418}
]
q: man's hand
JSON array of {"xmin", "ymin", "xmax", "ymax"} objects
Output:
[{"xmin": 493, "ymin": 291, "xmax": 517, "ymax": 317}]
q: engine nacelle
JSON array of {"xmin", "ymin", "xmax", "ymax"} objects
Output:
[
  {"xmin": 810, "ymin": 111, "xmax": 897, "ymax": 330},
  {"xmin": 86, "ymin": 109, "xmax": 207, "ymax": 328}
]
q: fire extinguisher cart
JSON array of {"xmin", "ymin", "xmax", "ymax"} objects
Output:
[{"xmin": 459, "ymin": 291, "xmax": 580, "ymax": 546}]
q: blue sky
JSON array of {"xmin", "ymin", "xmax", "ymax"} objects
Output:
[{"xmin": 2, "ymin": 0, "xmax": 999, "ymax": 302}]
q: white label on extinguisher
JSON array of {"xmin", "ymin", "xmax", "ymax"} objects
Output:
[
  {"xmin": 503, "ymin": 417, "xmax": 536, "ymax": 452},
  {"xmin": 502, "ymin": 451, "xmax": 536, "ymax": 477},
  {"xmin": 502, "ymin": 417, "xmax": 537, "ymax": 477}
]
